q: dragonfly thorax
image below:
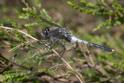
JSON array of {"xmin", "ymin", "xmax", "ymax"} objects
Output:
[{"xmin": 42, "ymin": 27, "xmax": 72, "ymax": 42}]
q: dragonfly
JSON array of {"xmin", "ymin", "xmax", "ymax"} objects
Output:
[{"xmin": 40, "ymin": 27, "xmax": 115, "ymax": 52}]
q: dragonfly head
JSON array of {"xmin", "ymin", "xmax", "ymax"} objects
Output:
[
  {"xmin": 43, "ymin": 27, "xmax": 50, "ymax": 35},
  {"xmin": 40, "ymin": 27, "xmax": 52, "ymax": 39}
]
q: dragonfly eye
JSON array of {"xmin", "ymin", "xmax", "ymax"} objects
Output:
[{"xmin": 43, "ymin": 27, "xmax": 50, "ymax": 36}]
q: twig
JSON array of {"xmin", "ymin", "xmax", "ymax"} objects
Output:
[
  {"xmin": 9, "ymin": 40, "xmax": 36, "ymax": 52},
  {"xmin": 0, "ymin": 26, "xmax": 38, "ymax": 41},
  {"xmin": 40, "ymin": 17, "xmax": 63, "ymax": 28}
]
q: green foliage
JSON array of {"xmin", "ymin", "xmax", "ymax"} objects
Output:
[
  {"xmin": 3, "ymin": 70, "xmax": 29, "ymax": 83},
  {"xmin": 67, "ymin": 0, "xmax": 124, "ymax": 30},
  {"xmin": 18, "ymin": 4, "xmax": 61, "ymax": 28}
]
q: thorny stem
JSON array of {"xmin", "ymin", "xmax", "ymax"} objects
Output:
[{"xmin": 0, "ymin": 26, "xmax": 85, "ymax": 83}]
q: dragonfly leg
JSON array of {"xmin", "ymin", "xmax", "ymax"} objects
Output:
[{"xmin": 57, "ymin": 41, "xmax": 66, "ymax": 56}]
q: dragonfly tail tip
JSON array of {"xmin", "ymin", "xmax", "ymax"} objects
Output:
[{"xmin": 111, "ymin": 49, "xmax": 115, "ymax": 52}]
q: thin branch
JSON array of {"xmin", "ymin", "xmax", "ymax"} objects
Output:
[{"xmin": 40, "ymin": 17, "xmax": 63, "ymax": 28}]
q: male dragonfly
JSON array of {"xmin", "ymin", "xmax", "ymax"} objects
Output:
[{"xmin": 40, "ymin": 27, "xmax": 114, "ymax": 52}]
